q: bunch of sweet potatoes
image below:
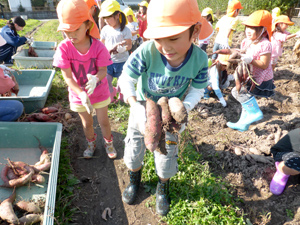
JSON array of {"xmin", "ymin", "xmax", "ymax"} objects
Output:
[
  {"xmin": 144, "ymin": 97, "xmax": 188, "ymax": 155},
  {"xmin": 0, "ymin": 189, "xmax": 43, "ymax": 224},
  {"xmin": 0, "ymin": 137, "xmax": 51, "ymax": 188}
]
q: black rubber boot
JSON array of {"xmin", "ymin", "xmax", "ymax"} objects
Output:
[
  {"xmin": 122, "ymin": 169, "xmax": 141, "ymax": 205},
  {"xmin": 156, "ymin": 179, "xmax": 170, "ymax": 216}
]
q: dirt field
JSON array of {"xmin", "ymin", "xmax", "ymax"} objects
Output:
[{"xmin": 68, "ymin": 31, "xmax": 300, "ymax": 225}]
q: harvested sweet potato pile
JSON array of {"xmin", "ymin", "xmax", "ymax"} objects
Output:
[
  {"xmin": 18, "ymin": 103, "xmax": 79, "ymax": 132},
  {"xmin": 28, "ymin": 47, "xmax": 38, "ymax": 57},
  {"xmin": 0, "ymin": 137, "xmax": 51, "ymax": 188}
]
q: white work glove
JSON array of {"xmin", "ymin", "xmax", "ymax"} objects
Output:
[
  {"xmin": 86, "ymin": 74, "xmax": 98, "ymax": 95},
  {"xmin": 0, "ymin": 65, "xmax": 14, "ymax": 74},
  {"xmin": 296, "ymin": 31, "xmax": 300, "ymax": 38},
  {"xmin": 117, "ymin": 45, "xmax": 127, "ymax": 53},
  {"xmin": 178, "ymin": 123, "xmax": 186, "ymax": 134},
  {"xmin": 219, "ymin": 97, "xmax": 227, "ymax": 107},
  {"xmin": 131, "ymin": 101, "xmax": 146, "ymax": 134},
  {"xmin": 26, "ymin": 37, "xmax": 34, "ymax": 45},
  {"xmin": 183, "ymin": 102, "xmax": 192, "ymax": 114},
  {"xmin": 219, "ymin": 38, "xmax": 230, "ymax": 49},
  {"xmin": 78, "ymin": 91, "xmax": 93, "ymax": 114},
  {"xmin": 241, "ymin": 54, "xmax": 253, "ymax": 64}
]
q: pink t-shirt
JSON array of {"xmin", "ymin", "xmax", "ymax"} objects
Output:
[
  {"xmin": 271, "ymin": 31, "xmax": 290, "ymax": 59},
  {"xmin": 0, "ymin": 69, "xmax": 15, "ymax": 94},
  {"xmin": 53, "ymin": 38, "xmax": 112, "ymax": 105},
  {"xmin": 241, "ymin": 37, "xmax": 273, "ymax": 85}
]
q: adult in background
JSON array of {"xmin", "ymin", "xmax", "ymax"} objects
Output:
[
  {"xmin": 0, "ymin": 65, "xmax": 23, "ymax": 121},
  {"xmin": 0, "ymin": 16, "xmax": 32, "ymax": 64}
]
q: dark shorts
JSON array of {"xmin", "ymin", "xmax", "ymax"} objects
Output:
[
  {"xmin": 271, "ymin": 128, "xmax": 300, "ymax": 172},
  {"xmin": 107, "ymin": 62, "xmax": 125, "ymax": 78}
]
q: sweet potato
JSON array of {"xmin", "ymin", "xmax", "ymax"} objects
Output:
[
  {"xmin": 1, "ymin": 165, "xmax": 34, "ymax": 188},
  {"xmin": 0, "ymin": 189, "xmax": 19, "ymax": 224},
  {"xmin": 157, "ymin": 96, "xmax": 172, "ymax": 126},
  {"xmin": 31, "ymin": 162, "xmax": 51, "ymax": 173},
  {"xmin": 144, "ymin": 98, "xmax": 162, "ymax": 152},
  {"xmin": 209, "ymin": 48, "xmax": 232, "ymax": 56},
  {"xmin": 0, "ymin": 165, "xmax": 9, "ymax": 184},
  {"xmin": 34, "ymin": 136, "xmax": 50, "ymax": 166},
  {"xmin": 32, "ymin": 113, "xmax": 55, "ymax": 122},
  {"xmin": 31, "ymin": 174, "xmax": 45, "ymax": 184},
  {"xmin": 19, "ymin": 214, "xmax": 43, "ymax": 225},
  {"xmin": 16, "ymin": 201, "xmax": 41, "ymax": 213},
  {"xmin": 41, "ymin": 106, "xmax": 58, "ymax": 114},
  {"xmin": 7, "ymin": 168, "xmax": 18, "ymax": 180},
  {"xmin": 168, "ymin": 97, "xmax": 188, "ymax": 123}
]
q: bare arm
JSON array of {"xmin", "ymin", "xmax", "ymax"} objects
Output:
[
  {"xmin": 95, "ymin": 66, "xmax": 107, "ymax": 81},
  {"xmin": 61, "ymin": 67, "xmax": 83, "ymax": 95},
  {"xmin": 287, "ymin": 33, "xmax": 297, "ymax": 40},
  {"xmin": 251, "ymin": 53, "xmax": 271, "ymax": 70}
]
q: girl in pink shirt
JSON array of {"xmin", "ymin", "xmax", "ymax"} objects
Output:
[
  {"xmin": 227, "ymin": 10, "xmax": 275, "ymax": 132},
  {"xmin": 271, "ymin": 15, "xmax": 300, "ymax": 70},
  {"xmin": 53, "ymin": 0, "xmax": 117, "ymax": 159}
]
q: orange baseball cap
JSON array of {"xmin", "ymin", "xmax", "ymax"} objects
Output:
[
  {"xmin": 227, "ymin": 0, "xmax": 243, "ymax": 17},
  {"xmin": 143, "ymin": 0, "xmax": 213, "ymax": 40},
  {"xmin": 242, "ymin": 10, "xmax": 272, "ymax": 41},
  {"xmin": 272, "ymin": 15, "xmax": 294, "ymax": 32},
  {"xmin": 57, "ymin": 0, "xmax": 100, "ymax": 39},
  {"xmin": 84, "ymin": 0, "xmax": 97, "ymax": 9}
]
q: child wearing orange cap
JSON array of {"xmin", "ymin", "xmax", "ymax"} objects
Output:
[
  {"xmin": 53, "ymin": 0, "xmax": 117, "ymax": 159},
  {"xmin": 99, "ymin": 0, "xmax": 132, "ymax": 103},
  {"xmin": 118, "ymin": 0, "xmax": 213, "ymax": 216},
  {"xmin": 271, "ymin": 15, "xmax": 300, "ymax": 70},
  {"xmin": 136, "ymin": 1, "xmax": 148, "ymax": 42},
  {"xmin": 227, "ymin": 10, "xmax": 275, "ymax": 132},
  {"xmin": 212, "ymin": 0, "xmax": 243, "ymax": 61},
  {"xmin": 124, "ymin": 7, "xmax": 139, "ymax": 53}
]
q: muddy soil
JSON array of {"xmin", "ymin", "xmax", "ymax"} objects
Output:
[{"xmin": 68, "ymin": 31, "xmax": 300, "ymax": 225}]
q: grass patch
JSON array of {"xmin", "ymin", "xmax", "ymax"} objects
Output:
[
  {"xmin": 142, "ymin": 132, "xmax": 245, "ymax": 224},
  {"xmin": 32, "ymin": 20, "xmax": 64, "ymax": 43},
  {"xmin": 54, "ymin": 136, "xmax": 80, "ymax": 224}
]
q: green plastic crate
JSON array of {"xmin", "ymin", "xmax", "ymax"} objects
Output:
[
  {"xmin": 0, "ymin": 122, "xmax": 62, "ymax": 225},
  {"xmin": 12, "ymin": 49, "xmax": 55, "ymax": 69},
  {"xmin": 31, "ymin": 41, "xmax": 57, "ymax": 50},
  {"xmin": 0, "ymin": 69, "xmax": 56, "ymax": 113}
]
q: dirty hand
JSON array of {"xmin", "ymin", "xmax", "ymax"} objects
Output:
[
  {"xmin": 296, "ymin": 31, "xmax": 300, "ymax": 38},
  {"xmin": 131, "ymin": 101, "xmax": 146, "ymax": 134},
  {"xmin": 241, "ymin": 54, "xmax": 253, "ymax": 64},
  {"xmin": 219, "ymin": 38, "xmax": 230, "ymax": 49},
  {"xmin": 117, "ymin": 45, "xmax": 127, "ymax": 53},
  {"xmin": 78, "ymin": 91, "xmax": 93, "ymax": 114},
  {"xmin": 86, "ymin": 74, "xmax": 98, "ymax": 95}
]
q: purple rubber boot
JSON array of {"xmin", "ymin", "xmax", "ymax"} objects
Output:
[{"xmin": 270, "ymin": 161, "xmax": 290, "ymax": 195}]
